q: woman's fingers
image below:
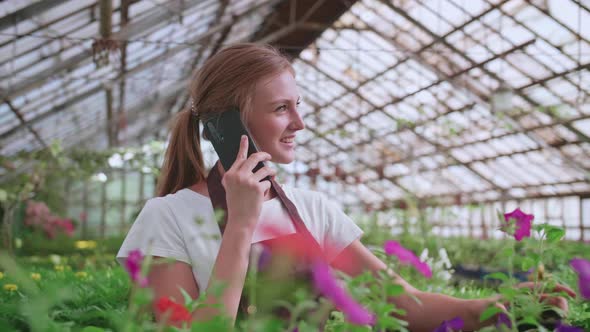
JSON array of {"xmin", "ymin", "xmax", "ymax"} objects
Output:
[
  {"xmin": 240, "ymin": 151, "xmax": 271, "ymax": 173},
  {"xmin": 258, "ymin": 176, "xmax": 272, "ymax": 193},
  {"xmin": 539, "ymin": 294, "xmax": 569, "ymax": 313},
  {"xmin": 553, "ymin": 284, "xmax": 576, "ymax": 298},
  {"xmin": 516, "ymin": 282, "xmax": 576, "ymax": 298},
  {"xmin": 252, "ymin": 166, "xmax": 276, "ymax": 182},
  {"xmin": 228, "ymin": 135, "xmax": 249, "ymax": 171}
]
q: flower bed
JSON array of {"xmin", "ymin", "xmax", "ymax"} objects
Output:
[{"xmin": 0, "ymin": 209, "xmax": 588, "ymax": 331}]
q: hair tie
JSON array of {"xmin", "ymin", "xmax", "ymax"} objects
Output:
[{"xmin": 190, "ymin": 98, "xmax": 199, "ymax": 120}]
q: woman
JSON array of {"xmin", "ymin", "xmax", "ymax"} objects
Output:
[{"xmin": 117, "ymin": 43, "xmax": 572, "ymax": 331}]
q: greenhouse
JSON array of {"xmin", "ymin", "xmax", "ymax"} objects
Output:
[{"xmin": 0, "ymin": 0, "xmax": 589, "ymax": 331}]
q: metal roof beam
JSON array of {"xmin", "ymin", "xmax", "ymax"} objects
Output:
[
  {"xmin": 1, "ymin": 0, "xmax": 281, "ymax": 141},
  {"xmin": 380, "ymin": 0, "xmax": 590, "ymax": 178},
  {"xmin": 1, "ymin": 0, "xmax": 205, "ymax": 101},
  {"xmin": 0, "ymin": 0, "xmax": 69, "ymax": 31}
]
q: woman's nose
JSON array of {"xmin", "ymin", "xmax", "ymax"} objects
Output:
[{"xmin": 290, "ymin": 110, "xmax": 305, "ymax": 130}]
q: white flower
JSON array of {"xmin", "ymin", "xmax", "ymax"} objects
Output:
[
  {"xmin": 123, "ymin": 152, "xmax": 135, "ymax": 160},
  {"xmin": 92, "ymin": 172, "xmax": 108, "ymax": 182},
  {"xmin": 438, "ymin": 248, "xmax": 452, "ymax": 269},
  {"xmin": 419, "ymin": 248, "xmax": 429, "ymax": 262},
  {"xmin": 108, "ymin": 154, "xmax": 123, "ymax": 168}
]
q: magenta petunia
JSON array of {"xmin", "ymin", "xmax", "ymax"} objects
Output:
[
  {"xmin": 555, "ymin": 321, "xmax": 584, "ymax": 332},
  {"xmin": 496, "ymin": 313, "xmax": 512, "ymax": 329},
  {"xmin": 433, "ymin": 317, "xmax": 464, "ymax": 332},
  {"xmin": 503, "ymin": 208, "xmax": 533, "ymax": 241},
  {"xmin": 383, "ymin": 240, "xmax": 432, "ymax": 278},
  {"xmin": 570, "ymin": 257, "xmax": 590, "ymax": 300},
  {"xmin": 125, "ymin": 249, "xmax": 148, "ymax": 287},
  {"xmin": 311, "ymin": 261, "xmax": 375, "ymax": 326}
]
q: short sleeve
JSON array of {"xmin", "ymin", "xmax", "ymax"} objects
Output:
[
  {"xmin": 116, "ymin": 198, "xmax": 191, "ymax": 266},
  {"xmin": 320, "ymin": 194, "xmax": 364, "ymax": 263}
]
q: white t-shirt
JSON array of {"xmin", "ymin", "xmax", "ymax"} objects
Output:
[{"xmin": 117, "ymin": 186, "xmax": 363, "ymax": 290}]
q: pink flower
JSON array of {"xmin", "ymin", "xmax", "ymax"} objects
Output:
[
  {"xmin": 383, "ymin": 240, "xmax": 432, "ymax": 278},
  {"xmin": 60, "ymin": 219, "xmax": 75, "ymax": 236},
  {"xmin": 311, "ymin": 261, "xmax": 375, "ymax": 326},
  {"xmin": 503, "ymin": 208, "xmax": 533, "ymax": 241},
  {"xmin": 570, "ymin": 258, "xmax": 590, "ymax": 300},
  {"xmin": 25, "ymin": 201, "xmax": 51, "ymax": 227},
  {"xmin": 125, "ymin": 249, "xmax": 148, "ymax": 287}
]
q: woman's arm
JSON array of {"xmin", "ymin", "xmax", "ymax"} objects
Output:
[
  {"xmin": 148, "ymin": 224, "xmax": 255, "ymax": 326},
  {"xmin": 330, "ymin": 239, "xmax": 497, "ymax": 332}
]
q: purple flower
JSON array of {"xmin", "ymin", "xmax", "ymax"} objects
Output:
[
  {"xmin": 125, "ymin": 249, "xmax": 148, "ymax": 287},
  {"xmin": 433, "ymin": 317, "xmax": 464, "ymax": 332},
  {"xmin": 311, "ymin": 261, "xmax": 375, "ymax": 326},
  {"xmin": 555, "ymin": 321, "xmax": 584, "ymax": 332},
  {"xmin": 502, "ymin": 208, "xmax": 533, "ymax": 241},
  {"xmin": 570, "ymin": 257, "xmax": 590, "ymax": 300},
  {"xmin": 383, "ymin": 240, "xmax": 432, "ymax": 278},
  {"xmin": 496, "ymin": 313, "xmax": 512, "ymax": 329}
]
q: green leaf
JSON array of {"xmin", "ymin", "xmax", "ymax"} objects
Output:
[
  {"xmin": 518, "ymin": 315, "xmax": 539, "ymax": 327},
  {"xmin": 479, "ymin": 306, "xmax": 504, "ymax": 322},
  {"xmin": 81, "ymin": 327, "xmax": 106, "ymax": 332},
  {"xmin": 521, "ymin": 257, "xmax": 535, "ymax": 271},
  {"xmin": 179, "ymin": 287, "xmax": 193, "ymax": 306},
  {"xmin": 496, "ymin": 209, "xmax": 506, "ymax": 224},
  {"xmin": 485, "ymin": 272, "xmax": 509, "ymax": 282},
  {"xmin": 500, "ymin": 247, "xmax": 514, "ymax": 258},
  {"xmin": 527, "ymin": 252, "xmax": 540, "ymax": 265},
  {"xmin": 546, "ymin": 227, "xmax": 565, "ymax": 243},
  {"xmin": 385, "ymin": 284, "xmax": 404, "ymax": 297},
  {"xmin": 498, "ymin": 287, "xmax": 517, "ymax": 298},
  {"xmin": 132, "ymin": 287, "xmax": 154, "ymax": 306}
]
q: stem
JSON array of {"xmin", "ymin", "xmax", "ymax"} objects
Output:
[
  {"xmin": 535, "ymin": 231, "xmax": 546, "ymax": 296},
  {"xmin": 508, "ymin": 240, "xmax": 516, "ymax": 332},
  {"xmin": 123, "ymin": 285, "xmax": 138, "ymax": 332}
]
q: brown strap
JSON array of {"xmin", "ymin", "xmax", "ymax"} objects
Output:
[{"xmin": 206, "ymin": 162, "xmax": 325, "ymax": 261}]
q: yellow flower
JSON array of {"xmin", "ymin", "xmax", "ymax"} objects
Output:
[
  {"xmin": 31, "ymin": 273, "xmax": 41, "ymax": 281},
  {"xmin": 75, "ymin": 271, "xmax": 88, "ymax": 279},
  {"xmin": 74, "ymin": 240, "xmax": 97, "ymax": 250},
  {"xmin": 3, "ymin": 284, "xmax": 17, "ymax": 292},
  {"xmin": 54, "ymin": 265, "xmax": 64, "ymax": 272},
  {"xmin": 0, "ymin": 272, "xmax": 4, "ymax": 280}
]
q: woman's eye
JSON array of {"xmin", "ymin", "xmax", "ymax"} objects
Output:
[{"xmin": 276, "ymin": 105, "xmax": 288, "ymax": 112}]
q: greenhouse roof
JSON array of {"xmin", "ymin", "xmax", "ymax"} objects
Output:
[{"xmin": 1, "ymin": 0, "xmax": 589, "ymax": 209}]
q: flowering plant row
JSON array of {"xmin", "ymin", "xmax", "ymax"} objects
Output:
[{"xmin": 0, "ymin": 208, "xmax": 588, "ymax": 331}]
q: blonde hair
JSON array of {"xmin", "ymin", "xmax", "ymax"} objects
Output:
[{"xmin": 156, "ymin": 43, "xmax": 293, "ymax": 196}]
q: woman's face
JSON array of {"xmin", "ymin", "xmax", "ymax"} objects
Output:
[{"xmin": 247, "ymin": 70, "xmax": 305, "ymax": 164}]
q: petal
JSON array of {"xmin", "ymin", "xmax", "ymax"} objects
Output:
[{"xmin": 570, "ymin": 258, "xmax": 590, "ymax": 278}]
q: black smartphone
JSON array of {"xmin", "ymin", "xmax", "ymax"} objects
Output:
[{"xmin": 202, "ymin": 108, "xmax": 266, "ymax": 175}]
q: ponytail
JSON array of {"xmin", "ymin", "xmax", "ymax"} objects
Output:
[{"xmin": 156, "ymin": 110, "xmax": 206, "ymax": 197}]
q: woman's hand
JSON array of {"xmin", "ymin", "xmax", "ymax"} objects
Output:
[
  {"xmin": 222, "ymin": 135, "xmax": 276, "ymax": 232},
  {"xmin": 518, "ymin": 282, "xmax": 575, "ymax": 313},
  {"xmin": 491, "ymin": 282, "xmax": 576, "ymax": 315}
]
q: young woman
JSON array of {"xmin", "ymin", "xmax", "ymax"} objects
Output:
[{"xmin": 117, "ymin": 43, "xmax": 572, "ymax": 331}]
